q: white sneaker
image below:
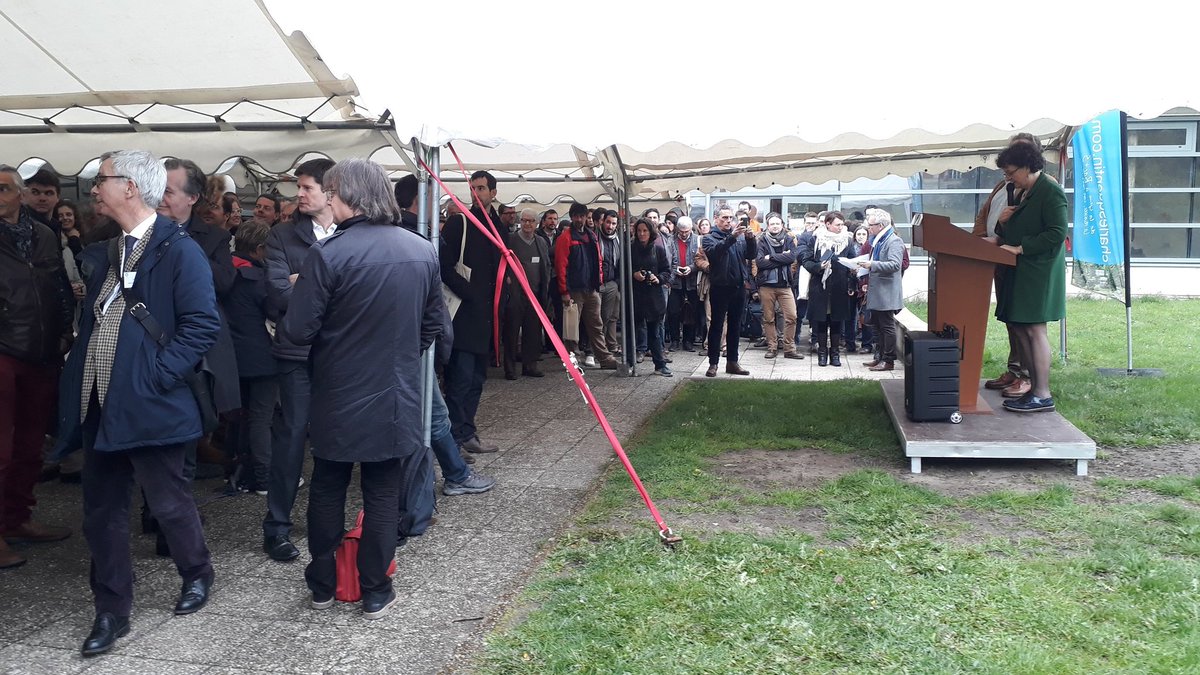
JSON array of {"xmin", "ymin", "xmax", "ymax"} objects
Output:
[{"xmin": 584, "ymin": 355, "xmax": 598, "ymax": 368}]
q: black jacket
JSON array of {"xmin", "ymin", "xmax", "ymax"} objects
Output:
[
  {"xmin": 223, "ymin": 254, "xmax": 276, "ymax": 379},
  {"xmin": 755, "ymin": 233, "xmax": 799, "ymax": 288},
  {"xmin": 630, "ymin": 235, "xmax": 672, "ymax": 322},
  {"xmin": 264, "ymin": 214, "xmax": 323, "ymax": 362},
  {"xmin": 800, "ymin": 234, "xmax": 856, "ymax": 322},
  {"xmin": 282, "ymin": 216, "xmax": 445, "ymax": 463},
  {"xmin": 440, "ymin": 207, "xmax": 503, "ymax": 355},
  {"xmin": 0, "ymin": 210, "xmax": 74, "ymax": 364},
  {"xmin": 701, "ymin": 228, "xmax": 757, "ymax": 289}
]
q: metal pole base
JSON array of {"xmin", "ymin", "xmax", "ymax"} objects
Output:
[{"xmin": 1096, "ymin": 368, "xmax": 1165, "ymax": 378}]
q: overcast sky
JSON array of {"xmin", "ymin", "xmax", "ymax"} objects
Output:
[{"xmin": 264, "ymin": 0, "xmax": 1194, "ymax": 150}]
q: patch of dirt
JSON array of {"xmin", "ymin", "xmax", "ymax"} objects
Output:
[
  {"xmin": 597, "ymin": 446, "xmax": 1200, "ymax": 546},
  {"xmin": 1091, "ymin": 445, "xmax": 1200, "ymax": 479}
]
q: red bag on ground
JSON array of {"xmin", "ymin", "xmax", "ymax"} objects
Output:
[{"xmin": 334, "ymin": 510, "xmax": 397, "ymax": 602}]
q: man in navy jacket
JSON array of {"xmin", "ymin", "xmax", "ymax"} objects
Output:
[
  {"xmin": 701, "ymin": 206, "xmax": 757, "ymax": 377},
  {"xmin": 58, "ymin": 150, "xmax": 219, "ymax": 657}
]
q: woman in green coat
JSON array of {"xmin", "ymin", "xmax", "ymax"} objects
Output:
[{"xmin": 993, "ymin": 142, "xmax": 1067, "ymax": 413}]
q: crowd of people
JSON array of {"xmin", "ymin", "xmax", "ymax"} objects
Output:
[{"xmin": 0, "ymin": 131, "xmax": 1064, "ymax": 658}]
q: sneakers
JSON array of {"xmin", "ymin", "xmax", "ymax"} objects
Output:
[
  {"xmin": 636, "ymin": 352, "xmax": 646, "ymax": 364},
  {"xmin": 1003, "ymin": 394, "xmax": 1055, "ymax": 413},
  {"xmin": 362, "ymin": 589, "xmax": 398, "ymax": 619},
  {"xmin": 654, "ymin": 366, "xmax": 673, "ymax": 377},
  {"xmin": 764, "ymin": 350, "xmax": 777, "ymax": 359},
  {"xmin": 311, "ymin": 594, "xmax": 335, "ymax": 610},
  {"xmin": 443, "ymin": 471, "xmax": 496, "ymax": 496},
  {"xmin": 783, "ymin": 352, "xmax": 804, "ymax": 360},
  {"xmin": 753, "ymin": 338, "xmax": 768, "ymax": 348},
  {"xmin": 584, "ymin": 355, "xmax": 598, "ymax": 368}
]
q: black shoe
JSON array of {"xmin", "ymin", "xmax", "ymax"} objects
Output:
[
  {"xmin": 81, "ymin": 613, "xmax": 130, "ymax": 657},
  {"xmin": 174, "ymin": 574, "xmax": 214, "ymax": 615},
  {"xmin": 817, "ymin": 350, "xmax": 828, "ymax": 367},
  {"xmin": 264, "ymin": 534, "xmax": 300, "ymax": 562},
  {"xmin": 362, "ymin": 588, "xmax": 398, "ymax": 620},
  {"xmin": 830, "ymin": 351, "xmax": 842, "ymax": 367}
]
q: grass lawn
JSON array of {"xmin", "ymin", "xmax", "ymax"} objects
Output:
[{"xmin": 476, "ymin": 298, "xmax": 1200, "ymax": 674}]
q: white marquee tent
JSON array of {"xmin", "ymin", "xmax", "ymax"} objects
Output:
[{"xmin": 4, "ymin": 0, "xmax": 1199, "ymax": 208}]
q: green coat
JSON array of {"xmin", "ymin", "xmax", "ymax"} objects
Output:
[{"xmin": 996, "ymin": 172, "xmax": 1067, "ymax": 324}]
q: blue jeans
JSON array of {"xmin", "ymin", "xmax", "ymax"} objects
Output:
[{"xmin": 429, "ymin": 384, "xmax": 469, "ymax": 484}]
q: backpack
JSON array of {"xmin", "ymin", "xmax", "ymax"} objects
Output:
[{"xmin": 335, "ymin": 510, "xmax": 398, "ymax": 602}]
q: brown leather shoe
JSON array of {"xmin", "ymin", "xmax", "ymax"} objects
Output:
[
  {"xmin": 1001, "ymin": 377, "xmax": 1031, "ymax": 398},
  {"xmin": 0, "ymin": 540, "xmax": 26, "ymax": 569},
  {"xmin": 868, "ymin": 361, "xmax": 894, "ymax": 372},
  {"xmin": 984, "ymin": 371, "xmax": 1019, "ymax": 390},
  {"xmin": 864, "ymin": 359, "xmax": 883, "ymax": 368},
  {"xmin": 3, "ymin": 521, "xmax": 70, "ymax": 544},
  {"xmin": 726, "ymin": 362, "xmax": 750, "ymax": 376},
  {"xmin": 705, "ymin": 365, "xmax": 718, "ymax": 377}
]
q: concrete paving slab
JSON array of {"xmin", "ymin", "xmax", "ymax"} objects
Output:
[{"xmin": 0, "ymin": 341, "xmax": 693, "ymax": 673}]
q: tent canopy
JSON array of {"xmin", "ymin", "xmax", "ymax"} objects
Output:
[
  {"xmin": 4, "ymin": 0, "xmax": 1198, "ymax": 207},
  {"xmin": 0, "ymin": 0, "xmax": 398, "ymax": 177}
]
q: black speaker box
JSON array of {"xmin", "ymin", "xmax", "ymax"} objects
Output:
[{"xmin": 903, "ymin": 331, "xmax": 960, "ymax": 422}]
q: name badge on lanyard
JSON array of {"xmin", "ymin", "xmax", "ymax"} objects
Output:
[{"xmin": 123, "ymin": 271, "xmax": 137, "ymax": 289}]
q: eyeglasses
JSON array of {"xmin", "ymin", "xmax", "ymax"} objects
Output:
[
  {"xmin": 1002, "ymin": 167, "xmax": 1024, "ymax": 180},
  {"xmin": 94, "ymin": 174, "xmax": 128, "ymax": 184}
]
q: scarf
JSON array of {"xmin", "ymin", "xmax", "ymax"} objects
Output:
[
  {"xmin": 870, "ymin": 225, "xmax": 895, "ymax": 262},
  {"xmin": 0, "ymin": 207, "xmax": 35, "ymax": 261},
  {"xmin": 762, "ymin": 228, "xmax": 789, "ymax": 250},
  {"xmin": 813, "ymin": 225, "xmax": 851, "ymax": 287}
]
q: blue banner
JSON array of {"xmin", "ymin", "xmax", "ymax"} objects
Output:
[{"xmin": 1070, "ymin": 110, "xmax": 1127, "ymax": 299}]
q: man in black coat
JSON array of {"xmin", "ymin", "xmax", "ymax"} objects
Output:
[
  {"xmin": 701, "ymin": 206, "xmax": 757, "ymax": 377},
  {"xmin": 260, "ymin": 158, "xmax": 337, "ymax": 562},
  {"xmin": 159, "ymin": 159, "xmax": 240, "ymax": 473},
  {"xmin": 0, "ymin": 167, "xmax": 75, "ymax": 569},
  {"xmin": 282, "ymin": 159, "xmax": 444, "ymax": 618},
  {"xmin": 440, "ymin": 170, "xmax": 505, "ymax": 456}
]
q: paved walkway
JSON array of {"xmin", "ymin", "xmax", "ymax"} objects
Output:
[
  {"xmin": 686, "ymin": 341, "xmax": 905, "ymax": 383},
  {"xmin": 0, "ymin": 354, "xmax": 691, "ymax": 675},
  {"xmin": 0, "ymin": 334, "xmax": 892, "ymax": 674}
]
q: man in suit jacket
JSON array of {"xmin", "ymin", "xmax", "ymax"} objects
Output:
[
  {"xmin": 859, "ymin": 210, "xmax": 905, "ymax": 371},
  {"xmin": 58, "ymin": 150, "xmax": 219, "ymax": 656},
  {"xmin": 260, "ymin": 158, "xmax": 337, "ymax": 562}
]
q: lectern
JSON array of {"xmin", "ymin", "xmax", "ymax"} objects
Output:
[{"xmin": 912, "ymin": 213, "xmax": 1016, "ymax": 414}]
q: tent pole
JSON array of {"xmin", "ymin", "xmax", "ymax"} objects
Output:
[
  {"xmin": 1120, "ymin": 111, "xmax": 1134, "ymax": 372},
  {"xmin": 415, "ymin": 141, "xmax": 441, "ymax": 448}
]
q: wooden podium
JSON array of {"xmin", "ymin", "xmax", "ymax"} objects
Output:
[{"xmin": 912, "ymin": 213, "xmax": 1016, "ymax": 415}]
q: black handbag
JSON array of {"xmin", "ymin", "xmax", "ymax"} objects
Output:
[{"xmin": 110, "ymin": 238, "xmax": 219, "ymax": 434}]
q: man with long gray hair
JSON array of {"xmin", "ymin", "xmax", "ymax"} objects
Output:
[{"xmin": 282, "ymin": 158, "xmax": 444, "ymax": 619}]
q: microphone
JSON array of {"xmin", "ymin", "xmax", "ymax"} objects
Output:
[{"xmin": 1005, "ymin": 182, "xmax": 1017, "ymax": 206}]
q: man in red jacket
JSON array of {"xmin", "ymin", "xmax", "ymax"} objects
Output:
[{"xmin": 554, "ymin": 202, "xmax": 617, "ymax": 369}]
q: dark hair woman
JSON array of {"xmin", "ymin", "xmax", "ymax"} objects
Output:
[
  {"xmin": 799, "ymin": 211, "xmax": 856, "ymax": 367},
  {"xmin": 993, "ymin": 141, "xmax": 1067, "ymax": 413},
  {"xmin": 630, "ymin": 218, "xmax": 674, "ymax": 376}
]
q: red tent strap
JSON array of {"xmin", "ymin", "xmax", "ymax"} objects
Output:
[{"xmin": 419, "ymin": 153, "xmax": 675, "ymax": 543}]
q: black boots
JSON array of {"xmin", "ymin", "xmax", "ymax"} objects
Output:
[
  {"xmin": 830, "ymin": 335, "xmax": 842, "ymax": 367},
  {"xmin": 817, "ymin": 349, "xmax": 828, "ymax": 367}
]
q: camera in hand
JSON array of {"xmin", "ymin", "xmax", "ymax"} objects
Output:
[{"xmin": 738, "ymin": 215, "xmax": 750, "ymax": 228}]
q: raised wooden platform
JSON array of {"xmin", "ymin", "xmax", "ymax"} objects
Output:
[{"xmin": 881, "ymin": 379, "xmax": 1097, "ymax": 475}]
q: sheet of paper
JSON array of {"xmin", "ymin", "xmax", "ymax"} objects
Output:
[{"xmin": 837, "ymin": 254, "xmax": 870, "ymax": 270}]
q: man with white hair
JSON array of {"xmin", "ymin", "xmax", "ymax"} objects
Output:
[
  {"xmin": 503, "ymin": 208, "xmax": 552, "ymax": 378},
  {"xmin": 859, "ymin": 209, "xmax": 905, "ymax": 371},
  {"xmin": 666, "ymin": 215, "xmax": 701, "ymax": 351},
  {"xmin": 60, "ymin": 150, "xmax": 220, "ymax": 656}
]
